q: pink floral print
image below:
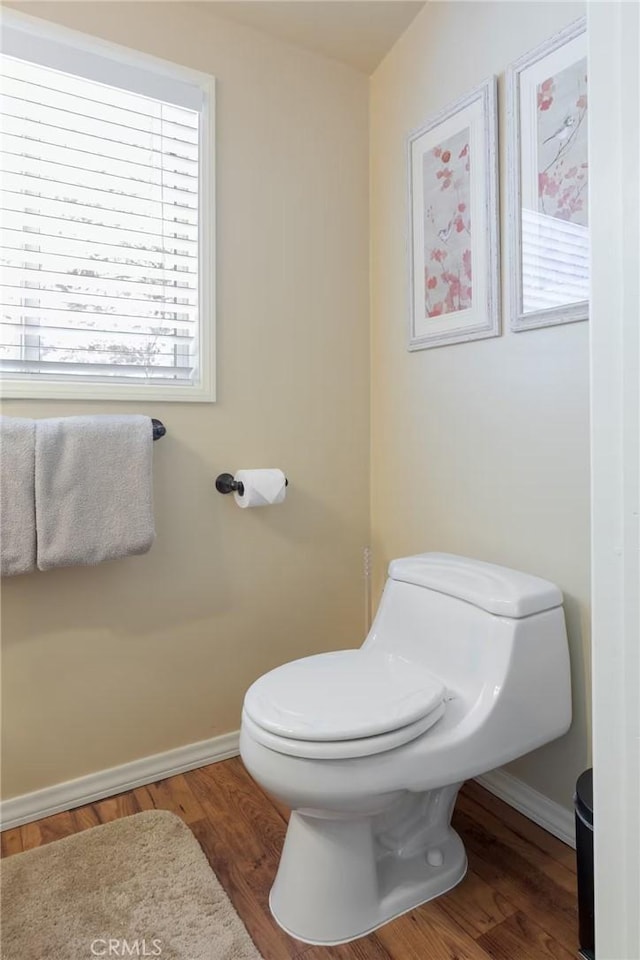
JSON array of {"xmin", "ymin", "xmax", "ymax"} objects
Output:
[
  {"xmin": 537, "ymin": 59, "xmax": 588, "ymax": 226},
  {"xmin": 422, "ymin": 128, "xmax": 472, "ymax": 319}
]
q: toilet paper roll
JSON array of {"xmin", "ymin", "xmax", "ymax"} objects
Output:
[{"xmin": 233, "ymin": 469, "xmax": 287, "ymax": 508}]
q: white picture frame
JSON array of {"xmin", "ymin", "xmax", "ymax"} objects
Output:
[
  {"xmin": 407, "ymin": 77, "xmax": 500, "ymax": 351},
  {"xmin": 507, "ymin": 17, "xmax": 588, "ymax": 332}
]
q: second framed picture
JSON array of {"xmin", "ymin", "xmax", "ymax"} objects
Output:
[
  {"xmin": 407, "ymin": 76, "xmax": 500, "ymax": 351},
  {"xmin": 507, "ymin": 17, "xmax": 588, "ymax": 331}
]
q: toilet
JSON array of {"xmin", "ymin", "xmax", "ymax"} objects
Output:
[{"xmin": 239, "ymin": 553, "xmax": 572, "ymax": 945}]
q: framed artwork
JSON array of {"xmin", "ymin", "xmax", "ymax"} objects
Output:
[
  {"xmin": 507, "ymin": 18, "xmax": 588, "ymax": 331},
  {"xmin": 407, "ymin": 77, "xmax": 499, "ymax": 351}
]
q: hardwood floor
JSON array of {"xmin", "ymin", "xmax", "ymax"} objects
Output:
[{"xmin": 1, "ymin": 759, "xmax": 579, "ymax": 959}]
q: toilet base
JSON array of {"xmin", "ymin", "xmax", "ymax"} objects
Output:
[{"xmin": 269, "ymin": 784, "xmax": 467, "ymax": 946}]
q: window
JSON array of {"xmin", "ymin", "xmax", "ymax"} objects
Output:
[{"xmin": 0, "ymin": 13, "xmax": 215, "ymax": 401}]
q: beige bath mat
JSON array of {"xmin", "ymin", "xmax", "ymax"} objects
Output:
[{"xmin": 1, "ymin": 810, "xmax": 262, "ymax": 960}]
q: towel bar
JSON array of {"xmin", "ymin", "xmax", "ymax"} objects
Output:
[{"xmin": 151, "ymin": 419, "xmax": 166, "ymax": 441}]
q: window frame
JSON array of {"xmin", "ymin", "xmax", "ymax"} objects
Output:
[{"xmin": 0, "ymin": 10, "xmax": 216, "ymax": 403}]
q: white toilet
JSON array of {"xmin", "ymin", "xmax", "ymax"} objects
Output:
[{"xmin": 240, "ymin": 553, "xmax": 572, "ymax": 945}]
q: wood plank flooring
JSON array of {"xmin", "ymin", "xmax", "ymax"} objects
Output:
[{"xmin": 1, "ymin": 758, "xmax": 579, "ymax": 959}]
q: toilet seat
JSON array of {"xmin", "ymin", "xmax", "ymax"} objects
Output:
[
  {"xmin": 243, "ymin": 649, "xmax": 446, "ymax": 750},
  {"xmin": 242, "ymin": 702, "xmax": 446, "ymax": 759}
]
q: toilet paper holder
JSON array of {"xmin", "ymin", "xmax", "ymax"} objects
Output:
[{"xmin": 215, "ymin": 472, "xmax": 289, "ymax": 496}]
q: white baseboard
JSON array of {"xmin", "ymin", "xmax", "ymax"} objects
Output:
[
  {"xmin": 1, "ymin": 734, "xmax": 576, "ymax": 851},
  {"xmin": 0, "ymin": 730, "xmax": 240, "ymax": 831},
  {"xmin": 476, "ymin": 767, "xmax": 576, "ymax": 849}
]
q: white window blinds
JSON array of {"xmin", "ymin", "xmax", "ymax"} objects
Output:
[
  {"xmin": 0, "ymin": 17, "xmax": 214, "ymax": 400},
  {"xmin": 522, "ymin": 208, "xmax": 589, "ymax": 314}
]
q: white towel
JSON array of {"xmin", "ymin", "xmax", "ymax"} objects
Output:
[
  {"xmin": 0, "ymin": 416, "xmax": 36, "ymax": 576},
  {"xmin": 35, "ymin": 415, "xmax": 155, "ymax": 571}
]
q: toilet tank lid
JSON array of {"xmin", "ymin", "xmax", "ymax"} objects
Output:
[{"xmin": 388, "ymin": 553, "xmax": 563, "ymax": 618}]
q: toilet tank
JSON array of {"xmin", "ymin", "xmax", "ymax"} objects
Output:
[{"xmin": 363, "ymin": 553, "xmax": 569, "ymax": 707}]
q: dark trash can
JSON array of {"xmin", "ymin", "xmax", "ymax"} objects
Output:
[{"xmin": 574, "ymin": 768, "xmax": 594, "ymax": 960}]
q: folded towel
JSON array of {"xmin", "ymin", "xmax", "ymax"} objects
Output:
[
  {"xmin": 0, "ymin": 417, "xmax": 37, "ymax": 576},
  {"xmin": 35, "ymin": 415, "xmax": 155, "ymax": 571}
]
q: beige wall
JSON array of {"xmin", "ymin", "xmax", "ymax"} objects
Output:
[
  {"xmin": 1, "ymin": 1, "xmax": 592, "ymax": 814},
  {"xmin": 370, "ymin": 1, "xmax": 590, "ymax": 808},
  {"xmin": 0, "ymin": 3, "xmax": 370, "ymax": 798}
]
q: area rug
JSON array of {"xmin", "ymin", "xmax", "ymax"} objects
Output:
[{"xmin": 1, "ymin": 810, "xmax": 262, "ymax": 960}]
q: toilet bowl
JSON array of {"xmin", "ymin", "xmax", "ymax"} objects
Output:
[{"xmin": 240, "ymin": 553, "xmax": 572, "ymax": 945}]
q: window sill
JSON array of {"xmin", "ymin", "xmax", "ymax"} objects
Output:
[{"xmin": 0, "ymin": 378, "xmax": 216, "ymax": 403}]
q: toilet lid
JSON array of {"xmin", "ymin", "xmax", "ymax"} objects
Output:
[
  {"xmin": 243, "ymin": 649, "xmax": 445, "ymax": 742},
  {"xmin": 242, "ymin": 702, "xmax": 446, "ymax": 759}
]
